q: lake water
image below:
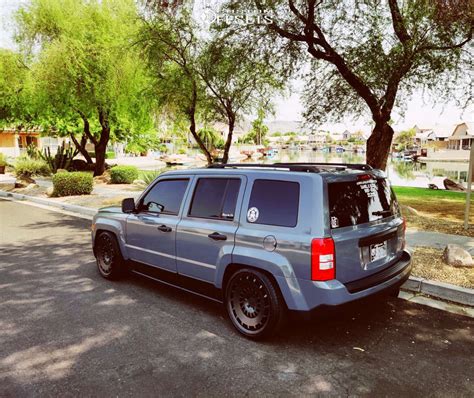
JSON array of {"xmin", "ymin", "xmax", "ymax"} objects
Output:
[
  {"xmin": 154, "ymin": 149, "xmax": 471, "ymax": 189},
  {"xmin": 253, "ymin": 150, "xmax": 472, "ymax": 189}
]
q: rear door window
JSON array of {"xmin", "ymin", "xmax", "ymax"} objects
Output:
[
  {"xmin": 248, "ymin": 179, "xmax": 299, "ymax": 227},
  {"xmin": 328, "ymin": 177, "xmax": 400, "ymax": 228},
  {"xmin": 189, "ymin": 178, "xmax": 241, "ymax": 221}
]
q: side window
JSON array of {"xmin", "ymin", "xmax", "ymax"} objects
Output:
[
  {"xmin": 141, "ymin": 179, "xmax": 189, "ymax": 215},
  {"xmin": 248, "ymin": 179, "xmax": 299, "ymax": 227},
  {"xmin": 189, "ymin": 178, "xmax": 241, "ymax": 221}
]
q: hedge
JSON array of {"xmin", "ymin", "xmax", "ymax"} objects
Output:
[
  {"xmin": 110, "ymin": 165, "xmax": 139, "ymax": 184},
  {"xmin": 52, "ymin": 172, "xmax": 93, "ymax": 197}
]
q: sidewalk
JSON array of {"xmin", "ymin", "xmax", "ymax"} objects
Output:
[{"xmin": 406, "ymin": 230, "xmax": 474, "ymax": 254}]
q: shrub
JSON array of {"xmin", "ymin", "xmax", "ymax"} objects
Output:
[
  {"xmin": 52, "ymin": 172, "xmax": 93, "ymax": 197},
  {"xmin": 110, "ymin": 165, "xmax": 138, "ymax": 184},
  {"xmin": 15, "ymin": 156, "xmax": 50, "ymax": 178},
  {"xmin": 0, "ymin": 153, "xmax": 7, "ymax": 167},
  {"xmin": 87, "ymin": 151, "xmax": 115, "ymax": 159},
  {"xmin": 141, "ymin": 170, "xmax": 162, "ymax": 185}
]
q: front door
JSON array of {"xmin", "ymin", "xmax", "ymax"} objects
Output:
[
  {"xmin": 176, "ymin": 176, "xmax": 244, "ymax": 282},
  {"xmin": 125, "ymin": 178, "xmax": 190, "ymax": 272}
]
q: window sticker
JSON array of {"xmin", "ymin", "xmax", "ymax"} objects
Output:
[
  {"xmin": 247, "ymin": 207, "xmax": 260, "ymax": 223},
  {"xmin": 331, "ymin": 216, "xmax": 339, "ymax": 228}
]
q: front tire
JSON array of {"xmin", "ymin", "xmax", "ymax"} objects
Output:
[
  {"xmin": 95, "ymin": 231, "xmax": 125, "ymax": 280},
  {"xmin": 225, "ymin": 269, "xmax": 285, "ymax": 339}
]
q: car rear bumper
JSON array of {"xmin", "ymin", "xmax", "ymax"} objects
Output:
[{"xmin": 279, "ymin": 250, "xmax": 411, "ymax": 312}]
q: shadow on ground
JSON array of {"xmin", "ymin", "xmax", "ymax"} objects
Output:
[{"xmin": 0, "ymin": 200, "xmax": 473, "ymax": 397}]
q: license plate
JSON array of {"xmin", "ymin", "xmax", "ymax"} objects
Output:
[{"xmin": 370, "ymin": 242, "xmax": 387, "ymax": 262}]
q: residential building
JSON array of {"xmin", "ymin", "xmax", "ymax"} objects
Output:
[
  {"xmin": 0, "ymin": 128, "xmax": 61, "ymax": 157},
  {"xmin": 447, "ymin": 122, "xmax": 474, "ymax": 150}
]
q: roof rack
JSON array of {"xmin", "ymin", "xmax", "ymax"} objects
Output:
[
  {"xmin": 207, "ymin": 162, "xmax": 372, "ymax": 172},
  {"xmin": 273, "ymin": 162, "xmax": 373, "ymax": 171}
]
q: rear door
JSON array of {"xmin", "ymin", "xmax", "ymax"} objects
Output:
[
  {"xmin": 176, "ymin": 176, "xmax": 245, "ymax": 283},
  {"xmin": 327, "ymin": 174, "xmax": 405, "ymax": 283},
  {"xmin": 125, "ymin": 178, "xmax": 190, "ymax": 272}
]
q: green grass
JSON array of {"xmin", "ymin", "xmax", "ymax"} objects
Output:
[{"xmin": 393, "ymin": 186, "xmax": 467, "ymax": 202}]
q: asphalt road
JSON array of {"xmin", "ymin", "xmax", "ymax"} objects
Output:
[{"xmin": 0, "ymin": 199, "xmax": 473, "ymax": 397}]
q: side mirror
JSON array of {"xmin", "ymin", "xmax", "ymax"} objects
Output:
[{"xmin": 121, "ymin": 198, "xmax": 136, "ymax": 213}]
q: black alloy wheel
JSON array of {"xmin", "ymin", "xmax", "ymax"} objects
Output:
[{"xmin": 225, "ymin": 269, "xmax": 285, "ymax": 339}]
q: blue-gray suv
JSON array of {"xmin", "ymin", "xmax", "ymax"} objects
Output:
[{"xmin": 92, "ymin": 163, "xmax": 411, "ymax": 339}]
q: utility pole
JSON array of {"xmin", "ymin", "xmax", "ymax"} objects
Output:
[{"xmin": 464, "ymin": 141, "xmax": 474, "ymax": 230}]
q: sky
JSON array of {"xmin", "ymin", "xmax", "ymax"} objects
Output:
[{"xmin": 1, "ymin": 0, "xmax": 471, "ymax": 134}]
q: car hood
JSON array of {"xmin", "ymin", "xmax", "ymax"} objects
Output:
[{"xmin": 98, "ymin": 206, "xmax": 122, "ymax": 214}]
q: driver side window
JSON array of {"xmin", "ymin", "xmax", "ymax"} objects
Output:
[{"xmin": 140, "ymin": 179, "xmax": 189, "ymax": 215}]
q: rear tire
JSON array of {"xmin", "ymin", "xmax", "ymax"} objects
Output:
[
  {"xmin": 95, "ymin": 231, "xmax": 125, "ymax": 280},
  {"xmin": 225, "ymin": 268, "xmax": 285, "ymax": 339}
]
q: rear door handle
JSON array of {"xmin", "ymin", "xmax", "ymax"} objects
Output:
[
  {"xmin": 157, "ymin": 225, "xmax": 172, "ymax": 232},
  {"xmin": 208, "ymin": 232, "xmax": 227, "ymax": 241}
]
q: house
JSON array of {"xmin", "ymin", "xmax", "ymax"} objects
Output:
[
  {"xmin": 342, "ymin": 130, "xmax": 351, "ymax": 140},
  {"xmin": 0, "ymin": 128, "xmax": 61, "ymax": 157},
  {"xmin": 447, "ymin": 122, "xmax": 474, "ymax": 150},
  {"xmin": 413, "ymin": 124, "xmax": 455, "ymax": 143}
]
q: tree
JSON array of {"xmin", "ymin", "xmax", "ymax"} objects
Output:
[
  {"xmin": 139, "ymin": 8, "xmax": 215, "ymax": 164},
  {"xmin": 243, "ymin": 108, "xmax": 270, "ymax": 146},
  {"xmin": 0, "ymin": 49, "xmax": 35, "ymax": 129},
  {"xmin": 197, "ymin": 40, "xmax": 282, "ymax": 162},
  {"xmin": 16, "ymin": 0, "xmax": 154, "ymax": 175},
  {"xmin": 222, "ymin": 0, "xmax": 472, "ymax": 169},
  {"xmin": 394, "ymin": 128, "xmax": 416, "ymax": 151}
]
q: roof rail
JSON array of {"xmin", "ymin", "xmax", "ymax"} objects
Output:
[
  {"xmin": 207, "ymin": 162, "xmax": 372, "ymax": 173},
  {"xmin": 273, "ymin": 162, "xmax": 373, "ymax": 171},
  {"xmin": 207, "ymin": 163, "xmax": 322, "ymax": 172}
]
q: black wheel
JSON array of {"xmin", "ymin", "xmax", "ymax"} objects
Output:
[
  {"xmin": 95, "ymin": 231, "xmax": 125, "ymax": 280},
  {"xmin": 225, "ymin": 269, "xmax": 285, "ymax": 339}
]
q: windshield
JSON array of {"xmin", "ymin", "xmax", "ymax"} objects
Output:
[{"xmin": 328, "ymin": 178, "xmax": 400, "ymax": 229}]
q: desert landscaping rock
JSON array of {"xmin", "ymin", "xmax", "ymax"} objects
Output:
[{"xmin": 442, "ymin": 244, "xmax": 474, "ymax": 267}]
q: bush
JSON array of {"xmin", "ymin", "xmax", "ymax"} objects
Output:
[
  {"xmin": 141, "ymin": 170, "xmax": 162, "ymax": 185},
  {"xmin": 87, "ymin": 151, "xmax": 115, "ymax": 159},
  {"xmin": 15, "ymin": 156, "xmax": 50, "ymax": 178},
  {"xmin": 52, "ymin": 172, "xmax": 93, "ymax": 197},
  {"xmin": 0, "ymin": 153, "xmax": 7, "ymax": 167},
  {"xmin": 110, "ymin": 165, "xmax": 138, "ymax": 184}
]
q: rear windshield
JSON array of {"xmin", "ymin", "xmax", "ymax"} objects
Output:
[{"xmin": 328, "ymin": 178, "xmax": 399, "ymax": 228}]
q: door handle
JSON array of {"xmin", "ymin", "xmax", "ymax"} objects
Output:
[
  {"xmin": 208, "ymin": 232, "xmax": 227, "ymax": 241},
  {"xmin": 157, "ymin": 225, "xmax": 172, "ymax": 232}
]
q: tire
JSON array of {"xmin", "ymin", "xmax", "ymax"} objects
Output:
[
  {"xmin": 225, "ymin": 268, "xmax": 286, "ymax": 339},
  {"xmin": 95, "ymin": 231, "xmax": 125, "ymax": 280}
]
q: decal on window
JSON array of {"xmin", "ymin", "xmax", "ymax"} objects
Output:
[{"xmin": 247, "ymin": 207, "xmax": 260, "ymax": 223}]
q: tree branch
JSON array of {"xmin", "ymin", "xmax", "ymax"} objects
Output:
[{"xmin": 388, "ymin": 0, "xmax": 411, "ymax": 44}]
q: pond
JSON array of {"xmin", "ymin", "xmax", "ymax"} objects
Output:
[
  {"xmin": 256, "ymin": 150, "xmax": 471, "ymax": 189},
  {"xmin": 144, "ymin": 149, "xmax": 471, "ymax": 189}
]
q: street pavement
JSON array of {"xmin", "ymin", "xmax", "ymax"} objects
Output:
[{"xmin": 0, "ymin": 199, "xmax": 473, "ymax": 397}]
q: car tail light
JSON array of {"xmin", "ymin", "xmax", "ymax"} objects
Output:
[
  {"xmin": 397, "ymin": 217, "xmax": 406, "ymax": 251},
  {"xmin": 311, "ymin": 238, "xmax": 335, "ymax": 281}
]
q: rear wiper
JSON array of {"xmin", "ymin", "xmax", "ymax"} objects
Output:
[{"xmin": 372, "ymin": 210, "xmax": 392, "ymax": 216}]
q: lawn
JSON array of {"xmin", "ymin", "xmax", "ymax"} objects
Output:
[{"xmin": 393, "ymin": 186, "xmax": 474, "ymax": 237}]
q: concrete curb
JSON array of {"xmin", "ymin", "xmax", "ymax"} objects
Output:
[
  {"xmin": 2, "ymin": 189, "xmax": 473, "ymax": 308},
  {"xmin": 0, "ymin": 190, "xmax": 97, "ymax": 217},
  {"xmin": 402, "ymin": 277, "xmax": 474, "ymax": 307}
]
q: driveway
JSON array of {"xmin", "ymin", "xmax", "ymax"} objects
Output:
[{"xmin": 0, "ymin": 199, "xmax": 473, "ymax": 397}]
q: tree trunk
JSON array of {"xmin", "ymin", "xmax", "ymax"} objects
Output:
[
  {"xmin": 189, "ymin": 114, "xmax": 213, "ymax": 165},
  {"xmin": 94, "ymin": 142, "xmax": 107, "ymax": 176},
  {"xmin": 222, "ymin": 114, "xmax": 235, "ymax": 164},
  {"xmin": 70, "ymin": 133, "xmax": 93, "ymax": 164},
  {"xmin": 94, "ymin": 108, "xmax": 111, "ymax": 177},
  {"xmin": 366, "ymin": 121, "xmax": 395, "ymax": 170}
]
